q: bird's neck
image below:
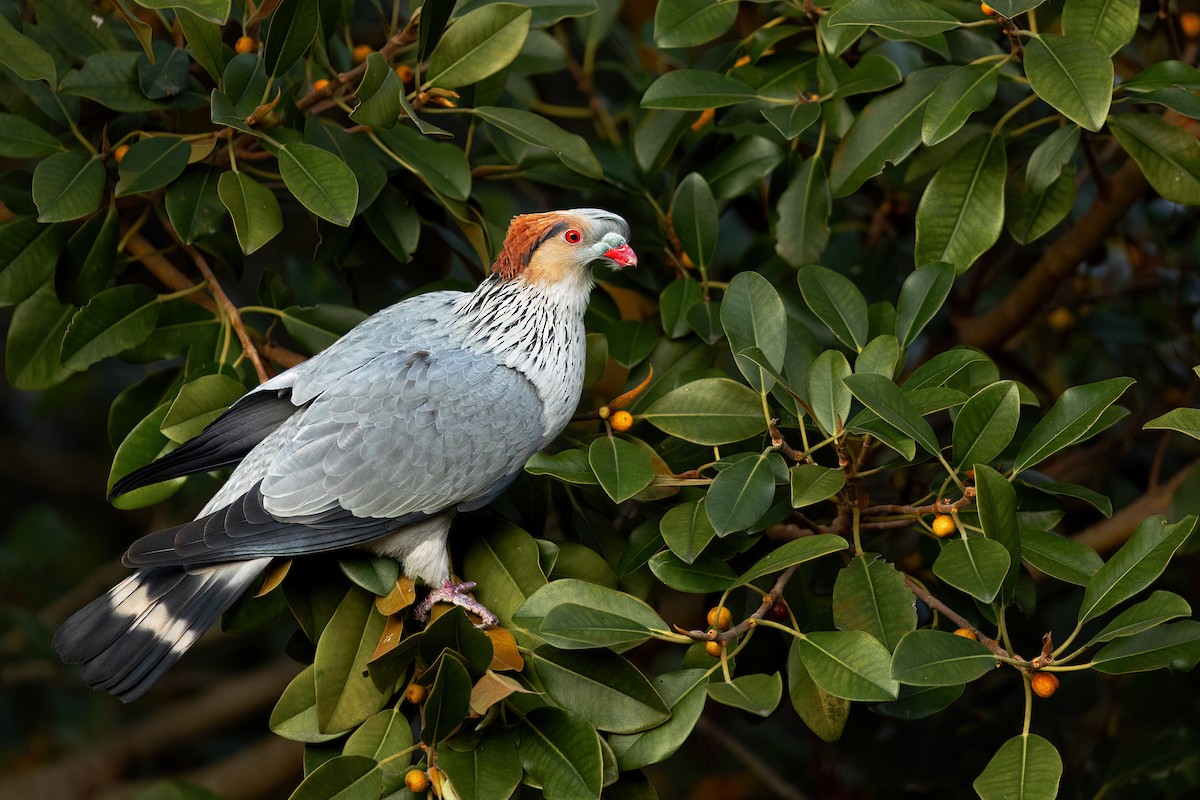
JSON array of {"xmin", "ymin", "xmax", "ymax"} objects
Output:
[{"xmin": 452, "ymin": 274, "xmax": 591, "ymax": 437}]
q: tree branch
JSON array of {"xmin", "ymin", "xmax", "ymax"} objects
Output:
[
  {"xmin": 294, "ymin": 10, "xmax": 421, "ymax": 112},
  {"xmin": 1071, "ymin": 461, "xmax": 1197, "ymax": 554},
  {"xmin": 124, "ymin": 232, "xmax": 217, "ymax": 313},
  {"xmin": 181, "ymin": 244, "xmax": 271, "ymax": 382}
]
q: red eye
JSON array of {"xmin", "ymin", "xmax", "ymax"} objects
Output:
[{"xmin": 564, "ymin": 229, "xmax": 582, "ymax": 244}]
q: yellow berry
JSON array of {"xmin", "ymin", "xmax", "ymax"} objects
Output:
[
  {"xmin": 1183, "ymin": 12, "xmax": 1200, "ymax": 39},
  {"xmin": 396, "ymin": 64, "xmax": 415, "ymax": 82},
  {"xmin": 707, "ymin": 606, "xmax": 733, "ymax": 631},
  {"xmin": 610, "ymin": 410, "xmax": 634, "ymax": 432},
  {"xmin": 235, "ymin": 35, "xmax": 255, "ymax": 54},
  {"xmin": 353, "ymin": 43, "xmax": 373, "ymax": 64},
  {"xmin": 1031, "ymin": 672, "xmax": 1059, "ymax": 698},
  {"xmin": 1047, "ymin": 307, "xmax": 1075, "ymax": 330},
  {"xmin": 113, "ymin": 144, "xmax": 129, "ymax": 163},
  {"xmin": 313, "ymin": 78, "xmax": 330, "ymax": 92},
  {"xmin": 981, "ymin": 2, "xmax": 996, "ymax": 16},
  {"xmin": 931, "ymin": 514, "xmax": 956, "ymax": 538},
  {"xmin": 404, "ymin": 683, "xmax": 426, "ymax": 704},
  {"xmin": 953, "ymin": 627, "xmax": 977, "ymax": 640},
  {"xmin": 704, "ymin": 640, "xmax": 723, "ymax": 658},
  {"xmin": 404, "ymin": 769, "xmax": 430, "ymax": 793}
]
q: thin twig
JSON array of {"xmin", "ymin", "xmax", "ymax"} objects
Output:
[
  {"xmin": 903, "ymin": 575, "xmax": 1009, "ymax": 658},
  {"xmin": 179, "ymin": 243, "xmax": 271, "ymax": 383},
  {"xmin": 294, "ymin": 10, "xmax": 421, "ymax": 112},
  {"xmin": 683, "ymin": 566, "xmax": 799, "ymax": 643}
]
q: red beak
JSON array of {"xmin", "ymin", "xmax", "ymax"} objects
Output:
[{"xmin": 603, "ymin": 243, "xmax": 638, "ymax": 268}]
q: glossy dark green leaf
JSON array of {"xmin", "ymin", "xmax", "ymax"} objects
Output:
[
  {"xmin": 217, "ymin": 171, "xmax": 283, "ymax": 254},
  {"xmin": 973, "ymin": 735, "xmax": 1062, "ymax": 800},
  {"xmin": 722, "ymin": 271, "xmax": 786, "ymax": 392},
  {"xmin": 787, "ymin": 642, "xmax": 850, "ymax": 741},
  {"xmin": 799, "ymin": 265, "xmax": 869, "ymax": 350},
  {"xmin": 875, "ymin": 683, "xmax": 963, "ymax": 720},
  {"xmin": 139, "ymin": 0, "xmax": 230, "ymax": 24},
  {"xmin": 775, "ymin": 158, "xmax": 830, "ymax": 268},
  {"xmin": 374, "ymin": 126, "xmax": 471, "ymax": 202},
  {"xmin": 57, "ymin": 206, "xmax": 118, "ymax": 305},
  {"xmin": 427, "ymin": 3, "xmax": 532, "ymax": 88},
  {"xmin": 423, "ymin": 653, "xmax": 471, "ymax": 744},
  {"xmin": 1087, "ymin": 591, "xmax": 1192, "ymax": 647},
  {"xmin": 464, "ymin": 524, "xmax": 547, "ymax": 628},
  {"xmin": 732, "ymin": 535, "xmax": 847, "ymax": 588},
  {"xmin": 1020, "ymin": 474, "xmax": 1112, "ymax": 517},
  {"xmin": 518, "ymin": 707, "xmax": 602, "ymax": 800},
  {"xmin": 659, "ymin": 277, "xmax": 703, "ymax": 339},
  {"xmin": 515, "ymin": 578, "xmax": 667, "ymax": 639},
  {"xmin": 953, "ymin": 381, "xmax": 1019, "ymax": 468},
  {"xmin": 922, "ymin": 63, "xmax": 1000, "ymax": 146},
  {"xmin": 589, "ymin": 436, "xmax": 655, "ymax": 503},
  {"xmin": 537, "ymin": 601, "xmax": 657, "ymax": 649},
  {"xmin": 895, "ymin": 262, "xmax": 954, "ymax": 347},
  {"xmin": 439, "ymin": 729, "xmax": 522, "ymax": 800},
  {"xmin": 1078, "ymin": 515, "xmax": 1197, "ymax": 624},
  {"xmin": 160, "ymin": 373, "xmax": 245, "ymax": 443},
  {"xmin": 349, "ymin": 52, "xmax": 403, "ymax": 128},
  {"xmin": 0, "ymin": 112, "xmax": 62, "ymax": 157},
  {"xmin": 278, "ymin": 144, "xmax": 359, "ymax": 227},
  {"xmin": 670, "ymin": 172, "xmax": 717, "ymax": 270},
  {"xmin": 914, "ymin": 134, "xmax": 1006, "ymax": 273},
  {"xmin": 808, "ymin": 349, "xmax": 853, "ymax": 437},
  {"xmin": 60, "ymin": 51, "xmax": 164, "ymax": 113},
  {"xmin": 761, "ymin": 102, "xmax": 821, "ymax": 140},
  {"xmin": 1092, "ymin": 621, "xmax": 1200, "ymax": 674},
  {"xmin": 705, "ymin": 452, "xmax": 783, "ymax": 536},
  {"xmin": 0, "ymin": 14, "xmax": 56, "ymax": 83},
  {"xmin": 290, "ymin": 755, "xmax": 380, "ymax": 800},
  {"xmin": 177, "ymin": 9, "xmax": 226, "ymax": 81},
  {"xmin": 60, "ymin": 284, "xmax": 160, "ymax": 370},
  {"xmin": 1026, "ymin": 124, "xmax": 1079, "ymax": 195},
  {"xmin": 335, "ymin": 554, "xmax": 400, "ymax": 597},
  {"xmin": 790, "ymin": 464, "xmax": 845, "ymax": 509},
  {"xmin": 167, "ymin": 168, "xmax": 225, "ymax": 245},
  {"xmin": 826, "ymin": 0, "xmax": 959, "ymax": 37},
  {"xmin": 1019, "ymin": 528, "xmax": 1102, "ymax": 585},
  {"xmin": 107, "ymin": 403, "xmax": 185, "ymax": 509},
  {"xmin": 605, "ymin": 320, "xmax": 657, "ymax": 368},
  {"xmin": 314, "ymin": 588, "xmax": 390, "ymax": 733},
  {"xmin": 643, "ymin": 377, "xmax": 766, "ymax": 445},
  {"xmin": 1109, "ymin": 114, "xmax": 1200, "ymax": 205},
  {"xmin": 1024, "ymin": 34, "xmax": 1112, "ymax": 132},
  {"xmin": 476, "ymin": 105, "xmax": 601, "ymax": 178},
  {"xmin": 271, "ymin": 665, "xmax": 348, "ymax": 743},
  {"xmin": 660, "ymin": 499, "xmax": 717, "ymax": 563},
  {"xmin": 641, "ymin": 69, "xmax": 757, "ymax": 109},
  {"xmin": 648, "ymin": 551, "xmax": 736, "ymax": 593},
  {"xmin": 278, "ymin": 304, "xmax": 368, "ymax": 353},
  {"xmin": 702, "ymin": 136, "xmax": 783, "ymax": 199},
  {"xmin": 525, "ymin": 449, "xmax": 598, "ymax": 485},
  {"xmin": 833, "ymin": 554, "xmax": 916, "ymax": 651},
  {"xmin": 609, "ymin": 669, "xmax": 708, "ymax": 770},
  {"xmin": 1062, "ymin": 0, "xmax": 1137, "ymax": 55},
  {"xmin": 263, "ymin": 0, "xmax": 318, "ymax": 76},
  {"xmin": 1013, "ymin": 377, "xmax": 1134, "ymax": 473},
  {"xmin": 531, "ymin": 647, "xmax": 669, "ymax": 733},
  {"xmin": 33, "ymin": 152, "xmax": 104, "ymax": 223},
  {"xmin": 707, "ymin": 672, "xmax": 782, "ymax": 717},
  {"xmin": 891, "ymin": 629, "xmax": 995, "ymax": 686},
  {"xmin": 115, "ymin": 137, "xmax": 190, "ymax": 197},
  {"xmin": 1144, "ymin": 407, "xmax": 1200, "ymax": 441},
  {"xmin": 843, "ymin": 373, "xmax": 940, "ymax": 456},
  {"xmin": 933, "ymin": 537, "xmax": 1010, "ymax": 603},
  {"xmin": 137, "ymin": 42, "xmax": 188, "ymax": 99},
  {"xmin": 794, "ymin": 629, "xmax": 899, "ymax": 701},
  {"xmin": 1007, "ymin": 165, "xmax": 1076, "ymax": 245},
  {"xmin": 5, "ymin": 284, "xmax": 75, "ymax": 390},
  {"xmin": 653, "ymin": 0, "xmax": 736, "ymax": 47}
]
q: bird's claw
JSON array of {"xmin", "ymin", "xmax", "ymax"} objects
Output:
[{"xmin": 414, "ymin": 580, "xmax": 499, "ymax": 629}]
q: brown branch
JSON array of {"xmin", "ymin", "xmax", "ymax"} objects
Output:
[
  {"xmin": 181, "ymin": 244, "xmax": 271, "ymax": 383},
  {"xmin": 0, "ymin": 660, "xmax": 299, "ymax": 800},
  {"xmin": 1071, "ymin": 462, "xmax": 1197, "ymax": 554},
  {"xmin": 123, "ymin": 232, "xmax": 217, "ymax": 313},
  {"xmin": 683, "ymin": 565, "xmax": 799, "ymax": 643},
  {"xmin": 955, "ymin": 157, "xmax": 1148, "ymax": 350},
  {"xmin": 696, "ymin": 717, "xmax": 812, "ymax": 800},
  {"xmin": 256, "ymin": 335, "xmax": 308, "ymax": 369},
  {"xmin": 769, "ymin": 418, "xmax": 803, "ymax": 462},
  {"xmin": 903, "ymin": 575, "xmax": 1007, "ymax": 657},
  {"xmin": 294, "ymin": 10, "xmax": 421, "ymax": 112},
  {"xmin": 864, "ymin": 490, "xmax": 975, "ymax": 517}
]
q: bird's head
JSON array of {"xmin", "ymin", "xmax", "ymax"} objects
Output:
[{"xmin": 491, "ymin": 209, "xmax": 637, "ymax": 289}]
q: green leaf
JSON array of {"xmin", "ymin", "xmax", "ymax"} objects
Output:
[
  {"xmin": 374, "ymin": 126, "xmax": 471, "ymax": 203},
  {"xmin": 914, "ymin": 134, "xmax": 1006, "ymax": 273},
  {"xmin": 1006, "ymin": 165, "xmax": 1076, "ymax": 245},
  {"xmin": 786, "ymin": 642, "xmax": 850, "ymax": 741},
  {"xmin": 115, "ymin": 137, "xmax": 190, "ymax": 197},
  {"xmin": 475, "ymin": 106, "xmax": 602, "ymax": 178},
  {"xmin": 705, "ymin": 452, "xmax": 783, "ymax": 536},
  {"xmin": 271, "ymin": 665, "xmax": 347, "ymax": 743},
  {"xmin": 1019, "ymin": 528, "xmax": 1102, "ymax": 585},
  {"xmin": 60, "ymin": 51, "xmax": 165, "ymax": 113},
  {"xmin": 605, "ymin": 320, "xmax": 657, "ymax": 368},
  {"xmin": 108, "ymin": 402, "xmax": 185, "ymax": 510},
  {"xmin": 1013, "ymin": 377, "xmax": 1134, "ymax": 473},
  {"xmin": 423, "ymin": 653, "xmax": 471, "ymax": 744},
  {"xmin": 702, "ymin": 136, "xmax": 783, "ymax": 199},
  {"xmin": 290, "ymin": 755, "xmax": 380, "ymax": 800},
  {"xmin": 1078, "ymin": 515, "xmax": 1197, "ymax": 624},
  {"xmin": 855, "ymin": 334, "xmax": 899, "ymax": 378},
  {"xmin": 732, "ymin": 535, "xmax": 848, "ymax": 588},
  {"xmin": 842, "ymin": 372, "xmax": 940, "ymax": 456},
  {"xmin": 537, "ymin": 602, "xmax": 658, "ymax": 649},
  {"xmin": 722, "ymin": 271, "xmax": 786, "ymax": 393},
  {"xmin": 807, "ymin": 349, "xmax": 853, "ymax": 437},
  {"xmin": 1062, "ymin": 0, "xmax": 1138, "ymax": 55},
  {"xmin": 798, "ymin": 265, "xmax": 869, "ymax": 351},
  {"xmin": 707, "ymin": 672, "xmax": 782, "ymax": 717},
  {"xmin": 33, "ymin": 152, "xmax": 104, "ymax": 223},
  {"xmin": 794, "ymin": 629, "xmax": 899, "ymax": 701},
  {"xmin": 336, "ymin": 554, "xmax": 400, "ymax": 598},
  {"xmin": 60, "ymin": 284, "xmax": 160, "ymax": 370},
  {"xmin": 464, "ymin": 524, "xmax": 547, "ymax": 629},
  {"xmin": 530, "ymin": 647, "xmax": 669, "ymax": 733},
  {"xmin": 278, "ymin": 144, "xmax": 359, "ymax": 227},
  {"xmin": 515, "ymin": 578, "xmax": 668, "ymax": 639},
  {"xmin": 427, "ymin": 3, "xmax": 532, "ymax": 89},
  {"xmin": 1144, "ymin": 407, "xmax": 1200, "ymax": 441},
  {"xmin": 659, "ymin": 277, "xmax": 703, "ymax": 339},
  {"xmin": 1087, "ymin": 591, "xmax": 1192, "ymax": 647},
  {"xmin": 669, "ymin": 172, "xmax": 717, "ymax": 270},
  {"xmin": 1024, "ymin": 34, "xmax": 1113, "ymax": 132},
  {"xmin": 1109, "ymin": 114, "xmax": 1200, "ymax": 205},
  {"xmin": 589, "ymin": 436, "xmax": 655, "ymax": 503},
  {"xmin": 5, "ymin": 284, "xmax": 75, "ymax": 390},
  {"xmin": 641, "ymin": 69, "xmax": 757, "ymax": 110},
  {"xmin": 790, "ymin": 464, "xmax": 845, "ymax": 509},
  {"xmin": 138, "ymin": 43, "xmax": 189, "ymax": 100},
  {"xmin": 833, "ymin": 554, "xmax": 916, "ymax": 651},
  {"xmin": 826, "ymin": 0, "xmax": 959, "ymax": 37},
  {"xmin": 56, "ymin": 208, "xmax": 117, "ymax": 306},
  {"xmin": 933, "ymin": 536, "xmax": 1010, "ymax": 604},
  {"xmin": 177, "ymin": 9, "xmax": 226, "ymax": 81},
  {"xmin": 609, "ymin": 669, "xmax": 708, "ymax": 770},
  {"xmin": 1019, "ymin": 474, "xmax": 1112, "ymax": 517},
  {"xmin": 660, "ymin": 499, "xmax": 717, "ymax": 563},
  {"xmin": 829, "ymin": 67, "xmax": 952, "ymax": 196},
  {"xmin": 953, "ymin": 381, "xmax": 1019, "ymax": 468},
  {"xmin": 349, "ymin": 52, "xmax": 404, "ymax": 129},
  {"xmin": 1092, "ymin": 621, "xmax": 1200, "ymax": 674},
  {"xmin": 891, "ymin": 629, "xmax": 996, "ymax": 686},
  {"xmin": 439, "ymin": 729, "xmax": 522, "ymax": 800},
  {"xmin": 314, "ymin": 588, "xmax": 390, "ymax": 733},
  {"xmin": 217, "ymin": 171, "xmax": 283, "ymax": 254},
  {"xmin": 642, "ymin": 377, "xmax": 767, "ymax": 445},
  {"xmin": 654, "ymin": 0, "xmax": 737, "ymax": 47},
  {"xmin": 263, "ymin": 0, "xmax": 318, "ymax": 76},
  {"xmin": 0, "ymin": 112, "xmax": 62, "ymax": 157},
  {"xmin": 160, "ymin": 374, "xmax": 245, "ymax": 443},
  {"xmin": 975, "ymin": 464, "xmax": 1021, "ymax": 599},
  {"xmin": 138, "ymin": 0, "xmax": 230, "ymax": 24},
  {"xmin": 278, "ymin": 304, "xmax": 368, "ymax": 352},
  {"xmin": 648, "ymin": 551, "xmax": 737, "ymax": 593},
  {"xmin": 875, "ymin": 683, "xmax": 964, "ymax": 720},
  {"xmin": 0, "ymin": 14, "xmax": 56, "ymax": 83},
  {"xmin": 902, "ymin": 348, "xmax": 990, "ymax": 390},
  {"xmin": 973, "ymin": 735, "xmax": 1062, "ymax": 800},
  {"xmin": 895, "ymin": 262, "xmax": 954, "ymax": 347},
  {"xmin": 922, "ymin": 64, "xmax": 1001, "ymax": 146},
  {"xmin": 1026, "ymin": 124, "xmax": 1079, "ymax": 195},
  {"xmin": 761, "ymin": 102, "xmax": 821, "ymax": 140},
  {"xmin": 344, "ymin": 707, "xmax": 413, "ymax": 761},
  {"xmin": 833, "ymin": 53, "xmax": 903, "ymax": 98},
  {"xmin": 518, "ymin": 707, "xmax": 602, "ymax": 800},
  {"xmin": 775, "ymin": 158, "xmax": 831, "ymax": 268},
  {"xmin": 984, "ymin": 0, "xmax": 1046, "ymax": 15},
  {"xmin": 166, "ymin": 168, "xmax": 225, "ymax": 245},
  {"xmin": 526, "ymin": 449, "xmax": 598, "ymax": 485}
]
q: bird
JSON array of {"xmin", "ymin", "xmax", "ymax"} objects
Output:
[{"xmin": 53, "ymin": 208, "xmax": 637, "ymax": 702}]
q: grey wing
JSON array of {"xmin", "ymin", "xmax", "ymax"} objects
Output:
[{"xmin": 124, "ymin": 345, "xmax": 545, "ymax": 567}]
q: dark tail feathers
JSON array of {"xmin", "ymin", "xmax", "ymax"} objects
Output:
[{"xmin": 53, "ymin": 560, "xmax": 267, "ymax": 701}]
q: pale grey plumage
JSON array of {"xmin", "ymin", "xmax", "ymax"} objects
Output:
[{"xmin": 54, "ymin": 208, "xmax": 636, "ymax": 701}]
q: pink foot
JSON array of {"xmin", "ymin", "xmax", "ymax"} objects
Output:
[{"xmin": 413, "ymin": 580, "xmax": 498, "ymax": 628}]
